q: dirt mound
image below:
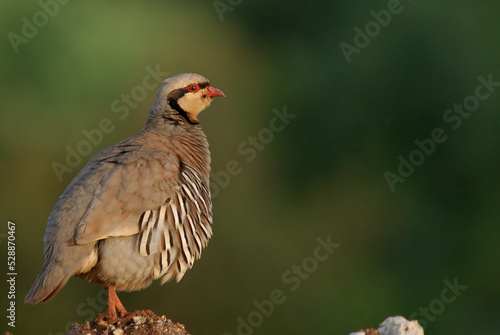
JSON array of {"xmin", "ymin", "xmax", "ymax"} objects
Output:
[{"xmin": 67, "ymin": 310, "xmax": 190, "ymax": 335}]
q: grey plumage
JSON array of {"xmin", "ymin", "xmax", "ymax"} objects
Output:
[{"xmin": 25, "ymin": 73, "xmax": 224, "ymax": 320}]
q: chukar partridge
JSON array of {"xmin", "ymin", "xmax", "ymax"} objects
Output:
[{"xmin": 25, "ymin": 73, "xmax": 225, "ymax": 322}]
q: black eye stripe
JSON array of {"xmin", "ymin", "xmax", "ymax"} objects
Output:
[
  {"xmin": 167, "ymin": 88, "xmax": 187, "ymax": 100},
  {"xmin": 167, "ymin": 80, "xmax": 211, "ymax": 100}
]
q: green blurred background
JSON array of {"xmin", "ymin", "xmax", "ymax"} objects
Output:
[{"xmin": 1, "ymin": 0, "xmax": 499, "ymax": 334}]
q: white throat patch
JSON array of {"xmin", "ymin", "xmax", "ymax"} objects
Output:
[{"xmin": 177, "ymin": 92, "xmax": 213, "ymax": 122}]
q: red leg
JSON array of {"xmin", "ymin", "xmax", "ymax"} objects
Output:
[
  {"xmin": 102, "ymin": 285, "xmax": 129, "ymax": 323},
  {"xmin": 111, "ymin": 287, "xmax": 128, "ymax": 317}
]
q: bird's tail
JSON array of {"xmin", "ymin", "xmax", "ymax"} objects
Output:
[{"xmin": 25, "ymin": 262, "xmax": 69, "ymax": 304}]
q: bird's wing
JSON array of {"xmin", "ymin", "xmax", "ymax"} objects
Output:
[
  {"xmin": 70, "ymin": 140, "xmax": 212, "ymax": 283},
  {"xmin": 137, "ymin": 163, "xmax": 212, "ymax": 283},
  {"xmin": 72, "ymin": 143, "xmax": 180, "ymax": 245}
]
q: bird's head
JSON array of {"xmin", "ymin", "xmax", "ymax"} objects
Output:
[{"xmin": 152, "ymin": 73, "xmax": 225, "ymax": 124}]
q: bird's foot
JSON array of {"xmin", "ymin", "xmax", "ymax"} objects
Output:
[
  {"xmin": 97, "ymin": 284, "xmax": 138, "ymax": 325},
  {"xmin": 97, "ymin": 309, "xmax": 139, "ymax": 325}
]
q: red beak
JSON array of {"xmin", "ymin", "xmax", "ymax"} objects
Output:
[{"xmin": 203, "ymin": 86, "xmax": 225, "ymax": 98}]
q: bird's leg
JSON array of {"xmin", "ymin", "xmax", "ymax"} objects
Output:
[
  {"xmin": 112, "ymin": 289, "xmax": 128, "ymax": 317},
  {"xmin": 101, "ymin": 284, "xmax": 129, "ymax": 323}
]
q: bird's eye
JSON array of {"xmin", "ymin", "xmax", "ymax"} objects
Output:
[{"xmin": 187, "ymin": 84, "xmax": 199, "ymax": 92}]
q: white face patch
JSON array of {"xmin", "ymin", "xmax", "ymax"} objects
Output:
[{"xmin": 177, "ymin": 91, "xmax": 213, "ymax": 122}]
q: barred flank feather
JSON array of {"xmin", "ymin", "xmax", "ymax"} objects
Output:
[{"xmin": 137, "ymin": 163, "xmax": 212, "ymax": 284}]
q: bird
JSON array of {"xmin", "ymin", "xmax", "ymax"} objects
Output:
[{"xmin": 25, "ymin": 73, "xmax": 225, "ymax": 322}]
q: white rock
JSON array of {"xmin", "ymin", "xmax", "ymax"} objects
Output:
[
  {"xmin": 349, "ymin": 331, "xmax": 366, "ymax": 335},
  {"xmin": 377, "ymin": 316, "xmax": 424, "ymax": 335},
  {"xmin": 112, "ymin": 329, "xmax": 124, "ymax": 335},
  {"xmin": 132, "ymin": 315, "xmax": 147, "ymax": 325}
]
